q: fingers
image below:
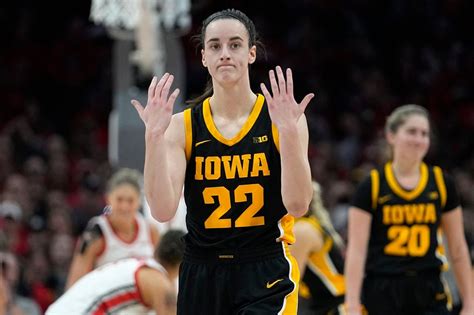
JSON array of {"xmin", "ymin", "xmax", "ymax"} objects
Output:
[
  {"xmin": 286, "ymin": 68, "xmax": 293, "ymax": 96},
  {"xmin": 268, "ymin": 69, "xmax": 280, "ymax": 97},
  {"xmin": 154, "ymin": 73, "xmax": 171, "ymax": 100},
  {"xmin": 131, "ymin": 100, "xmax": 144, "ymax": 118},
  {"xmin": 275, "ymin": 66, "xmax": 286, "ymax": 95},
  {"xmin": 147, "ymin": 76, "xmax": 158, "ymax": 100},
  {"xmin": 260, "ymin": 83, "xmax": 273, "ymax": 104},
  {"xmin": 160, "ymin": 75, "xmax": 175, "ymax": 104},
  {"xmin": 166, "ymin": 88, "xmax": 180, "ymax": 110},
  {"xmin": 299, "ymin": 93, "xmax": 315, "ymax": 113},
  {"xmin": 148, "ymin": 73, "xmax": 173, "ymax": 102}
]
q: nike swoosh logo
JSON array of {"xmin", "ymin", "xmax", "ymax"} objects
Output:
[
  {"xmin": 435, "ymin": 292, "xmax": 446, "ymax": 300},
  {"xmin": 266, "ymin": 279, "xmax": 284, "ymax": 289},
  {"xmin": 195, "ymin": 140, "xmax": 211, "ymax": 147},
  {"xmin": 378, "ymin": 194, "xmax": 391, "ymax": 204}
]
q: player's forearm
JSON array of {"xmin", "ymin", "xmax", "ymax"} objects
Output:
[
  {"xmin": 144, "ymin": 132, "xmax": 180, "ymax": 222},
  {"xmin": 278, "ymin": 125, "xmax": 312, "ymax": 217},
  {"xmin": 344, "ymin": 245, "xmax": 367, "ymax": 311},
  {"xmin": 450, "ymin": 241, "xmax": 474, "ymax": 309},
  {"xmin": 344, "ymin": 233, "xmax": 367, "ymax": 311}
]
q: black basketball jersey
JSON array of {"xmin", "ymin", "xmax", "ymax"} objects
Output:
[
  {"xmin": 297, "ymin": 216, "xmax": 345, "ymax": 309},
  {"xmin": 351, "ymin": 162, "xmax": 460, "ymax": 275},
  {"xmin": 182, "ymin": 94, "xmax": 294, "ymax": 250}
]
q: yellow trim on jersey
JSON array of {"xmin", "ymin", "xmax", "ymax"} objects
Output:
[
  {"xmin": 184, "ymin": 108, "xmax": 192, "ymax": 161},
  {"xmin": 385, "ymin": 162, "xmax": 428, "ymax": 200},
  {"xmin": 436, "ymin": 228, "xmax": 449, "ymax": 271},
  {"xmin": 298, "ymin": 216, "xmax": 345, "ymax": 296},
  {"xmin": 441, "ymin": 274, "xmax": 453, "ymax": 311},
  {"xmin": 433, "ymin": 166, "xmax": 447, "ymax": 209},
  {"xmin": 299, "ymin": 281, "xmax": 311, "ymax": 299},
  {"xmin": 272, "ymin": 123, "xmax": 280, "ymax": 152},
  {"xmin": 202, "ymin": 94, "xmax": 265, "ymax": 146},
  {"xmin": 279, "ymin": 243, "xmax": 299, "ymax": 315},
  {"xmin": 277, "ymin": 214, "xmax": 295, "ymax": 244},
  {"xmin": 370, "ymin": 169, "xmax": 380, "ymax": 210},
  {"xmin": 307, "ymin": 238, "xmax": 345, "ymax": 296}
]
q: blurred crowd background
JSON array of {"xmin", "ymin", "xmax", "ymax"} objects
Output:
[{"xmin": 1, "ymin": 0, "xmax": 473, "ymax": 313}]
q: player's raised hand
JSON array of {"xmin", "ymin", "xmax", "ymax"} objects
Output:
[
  {"xmin": 131, "ymin": 73, "xmax": 180, "ymax": 137},
  {"xmin": 260, "ymin": 66, "xmax": 314, "ymax": 130}
]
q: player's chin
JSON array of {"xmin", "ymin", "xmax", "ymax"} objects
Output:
[{"xmin": 115, "ymin": 209, "xmax": 136, "ymax": 218}]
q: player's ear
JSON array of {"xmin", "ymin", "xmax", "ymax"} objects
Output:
[
  {"xmin": 248, "ymin": 45, "xmax": 256, "ymax": 65},
  {"xmin": 386, "ymin": 131, "xmax": 395, "ymax": 146}
]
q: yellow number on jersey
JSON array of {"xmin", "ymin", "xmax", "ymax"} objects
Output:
[
  {"xmin": 384, "ymin": 225, "xmax": 430, "ymax": 257},
  {"xmin": 203, "ymin": 184, "xmax": 265, "ymax": 229}
]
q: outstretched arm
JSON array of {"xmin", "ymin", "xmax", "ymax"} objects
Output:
[
  {"xmin": 260, "ymin": 66, "xmax": 314, "ymax": 217},
  {"xmin": 131, "ymin": 74, "xmax": 186, "ymax": 222}
]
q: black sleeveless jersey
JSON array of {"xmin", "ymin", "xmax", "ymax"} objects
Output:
[
  {"xmin": 351, "ymin": 162, "xmax": 460, "ymax": 275},
  {"xmin": 297, "ymin": 216, "xmax": 345, "ymax": 308},
  {"xmin": 182, "ymin": 94, "xmax": 294, "ymax": 250}
]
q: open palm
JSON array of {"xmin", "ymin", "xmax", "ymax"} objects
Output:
[
  {"xmin": 131, "ymin": 73, "xmax": 180, "ymax": 137},
  {"xmin": 260, "ymin": 66, "xmax": 314, "ymax": 129}
]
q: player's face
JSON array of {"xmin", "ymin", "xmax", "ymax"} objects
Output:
[
  {"xmin": 107, "ymin": 184, "xmax": 141, "ymax": 218},
  {"xmin": 388, "ymin": 114, "xmax": 430, "ymax": 162},
  {"xmin": 201, "ymin": 19, "xmax": 256, "ymax": 86}
]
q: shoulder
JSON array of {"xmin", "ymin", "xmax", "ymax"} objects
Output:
[
  {"xmin": 429, "ymin": 164, "xmax": 457, "ymax": 194},
  {"xmin": 81, "ymin": 216, "xmax": 104, "ymax": 241},
  {"xmin": 350, "ymin": 167, "xmax": 380, "ymax": 212},
  {"xmin": 77, "ymin": 216, "xmax": 105, "ymax": 255},
  {"xmin": 354, "ymin": 171, "xmax": 374, "ymax": 192},
  {"xmin": 136, "ymin": 266, "xmax": 173, "ymax": 305}
]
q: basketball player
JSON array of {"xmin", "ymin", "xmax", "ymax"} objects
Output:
[
  {"xmin": 291, "ymin": 182, "xmax": 346, "ymax": 314},
  {"xmin": 131, "ymin": 8, "xmax": 314, "ymax": 314},
  {"xmin": 46, "ymin": 229, "xmax": 184, "ymax": 315},
  {"xmin": 345, "ymin": 105, "xmax": 474, "ymax": 315},
  {"xmin": 66, "ymin": 168, "xmax": 159, "ymax": 289}
]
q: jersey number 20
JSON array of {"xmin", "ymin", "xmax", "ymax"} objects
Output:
[
  {"xmin": 384, "ymin": 225, "xmax": 430, "ymax": 256},
  {"xmin": 203, "ymin": 184, "xmax": 265, "ymax": 229}
]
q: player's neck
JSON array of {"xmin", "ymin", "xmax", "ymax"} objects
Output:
[
  {"xmin": 391, "ymin": 159, "xmax": 421, "ymax": 178},
  {"xmin": 209, "ymin": 84, "xmax": 256, "ymax": 120},
  {"xmin": 109, "ymin": 215, "xmax": 136, "ymax": 235}
]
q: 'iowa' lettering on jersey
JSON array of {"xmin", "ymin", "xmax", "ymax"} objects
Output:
[
  {"xmin": 382, "ymin": 203, "xmax": 437, "ymax": 225},
  {"xmin": 194, "ymin": 153, "xmax": 270, "ymax": 180}
]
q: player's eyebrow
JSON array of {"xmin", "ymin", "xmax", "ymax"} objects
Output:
[{"xmin": 206, "ymin": 36, "xmax": 244, "ymax": 44}]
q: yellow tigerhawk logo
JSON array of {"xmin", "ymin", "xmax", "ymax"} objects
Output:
[
  {"xmin": 429, "ymin": 191, "xmax": 439, "ymax": 200},
  {"xmin": 266, "ymin": 279, "xmax": 284, "ymax": 289}
]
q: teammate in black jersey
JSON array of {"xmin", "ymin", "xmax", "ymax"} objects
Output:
[
  {"xmin": 131, "ymin": 8, "xmax": 314, "ymax": 314},
  {"xmin": 292, "ymin": 181, "xmax": 346, "ymax": 315},
  {"xmin": 344, "ymin": 105, "xmax": 473, "ymax": 315}
]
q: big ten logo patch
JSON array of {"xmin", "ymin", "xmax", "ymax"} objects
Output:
[{"xmin": 253, "ymin": 135, "xmax": 268, "ymax": 143}]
